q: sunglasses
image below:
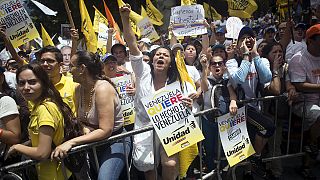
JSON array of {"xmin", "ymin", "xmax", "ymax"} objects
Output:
[{"xmin": 210, "ymin": 61, "xmax": 224, "ymax": 66}]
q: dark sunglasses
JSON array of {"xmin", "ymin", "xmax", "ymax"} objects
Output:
[{"xmin": 210, "ymin": 61, "xmax": 224, "ymax": 66}]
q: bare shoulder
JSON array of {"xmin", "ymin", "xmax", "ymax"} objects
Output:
[{"xmin": 95, "ymin": 80, "xmax": 117, "ymax": 97}]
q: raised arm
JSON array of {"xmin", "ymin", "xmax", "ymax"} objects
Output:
[
  {"xmin": 119, "ymin": 4, "xmax": 140, "ymax": 56},
  {"xmin": 0, "ymin": 25, "xmax": 25, "ymax": 67},
  {"xmin": 106, "ymin": 28, "xmax": 115, "ymax": 54},
  {"xmin": 200, "ymin": 54, "xmax": 209, "ymax": 92}
]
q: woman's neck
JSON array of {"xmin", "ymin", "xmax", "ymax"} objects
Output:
[
  {"xmin": 82, "ymin": 77, "xmax": 97, "ymax": 91},
  {"xmin": 153, "ymin": 72, "xmax": 168, "ymax": 90}
]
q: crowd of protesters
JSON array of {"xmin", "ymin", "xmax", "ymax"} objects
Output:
[{"xmin": 0, "ymin": 2, "xmax": 319, "ymax": 180}]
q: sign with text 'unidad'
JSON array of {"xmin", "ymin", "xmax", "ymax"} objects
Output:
[
  {"xmin": 217, "ymin": 106, "xmax": 255, "ymax": 167},
  {"xmin": 141, "ymin": 81, "xmax": 204, "ymax": 156},
  {"xmin": 111, "ymin": 75, "xmax": 135, "ymax": 126},
  {"xmin": 0, "ymin": 0, "xmax": 39, "ymax": 47},
  {"xmin": 170, "ymin": 4, "xmax": 207, "ymax": 37}
]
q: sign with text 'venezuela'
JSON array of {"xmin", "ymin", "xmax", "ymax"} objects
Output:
[
  {"xmin": 0, "ymin": 0, "xmax": 39, "ymax": 47},
  {"xmin": 217, "ymin": 106, "xmax": 255, "ymax": 167},
  {"xmin": 111, "ymin": 75, "xmax": 135, "ymax": 126},
  {"xmin": 170, "ymin": 4, "xmax": 207, "ymax": 37},
  {"xmin": 141, "ymin": 81, "xmax": 204, "ymax": 156}
]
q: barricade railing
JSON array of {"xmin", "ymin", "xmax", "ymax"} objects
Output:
[
  {"xmin": 0, "ymin": 84, "xmax": 307, "ymax": 180},
  {"xmin": 0, "ymin": 106, "xmax": 219, "ymax": 180}
]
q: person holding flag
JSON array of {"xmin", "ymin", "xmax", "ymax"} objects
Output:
[{"xmin": 119, "ymin": 4, "xmax": 194, "ymax": 180}]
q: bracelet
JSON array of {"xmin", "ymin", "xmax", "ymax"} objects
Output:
[{"xmin": 0, "ymin": 128, "xmax": 3, "ymax": 138}]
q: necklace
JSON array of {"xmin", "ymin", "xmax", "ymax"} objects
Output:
[{"xmin": 82, "ymin": 84, "xmax": 95, "ymax": 121}]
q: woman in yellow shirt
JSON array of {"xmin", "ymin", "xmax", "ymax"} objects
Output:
[{"xmin": 9, "ymin": 63, "xmax": 73, "ymax": 180}]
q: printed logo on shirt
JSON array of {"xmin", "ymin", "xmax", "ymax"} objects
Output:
[{"xmin": 246, "ymin": 72, "xmax": 257, "ymax": 80}]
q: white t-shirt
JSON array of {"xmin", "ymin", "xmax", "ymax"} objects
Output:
[
  {"xmin": 288, "ymin": 49, "xmax": 320, "ymax": 103},
  {"xmin": 286, "ymin": 40, "xmax": 307, "ymax": 63},
  {"xmin": 186, "ymin": 65, "xmax": 200, "ymax": 83}
]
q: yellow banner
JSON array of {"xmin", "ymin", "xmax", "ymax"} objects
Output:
[
  {"xmin": 203, "ymin": 2, "xmax": 222, "ymax": 20},
  {"xmin": 41, "ymin": 24, "xmax": 54, "ymax": 46},
  {"xmin": 181, "ymin": 0, "xmax": 197, "ymax": 5},
  {"xmin": 227, "ymin": 0, "xmax": 257, "ymax": 19},
  {"xmin": 141, "ymin": 0, "xmax": 163, "ymax": 26},
  {"xmin": 0, "ymin": 0, "xmax": 40, "ymax": 48},
  {"xmin": 79, "ymin": 0, "xmax": 97, "ymax": 53},
  {"xmin": 93, "ymin": 6, "xmax": 108, "ymax": 33}
]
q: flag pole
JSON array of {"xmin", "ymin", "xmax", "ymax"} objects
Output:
[
  {"xmin": 63, "ymin": 0, "xmax": 75, "ymax": 28},
  {"xmin": 287, "ymin": 0, "xmax": 295, "ymax": 44}
]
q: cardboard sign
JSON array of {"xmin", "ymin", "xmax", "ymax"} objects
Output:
[
  {"xmin": 137, "ymin": 17, "xmax": 160, "ymax": 42},
  {"xmin": 225, "ymin": 17, "xmax": 244, "ymax": 40},
  {"xmin": 171, "ymin": 5, "xmax": 207, "ymax": 37},
  {"xmin": 217, "ymin": 107, "xmax": 255, "ymax": 167},
  {"xmin": 0, "ymin": 0, "xmax": 40, "ymax": 47},
  {"xmin": 141, "ymin": 81, "xmax": 204, "ymax": 156},
  {"xmin": 111, "ymin": 75, "xmax": 135, "ymax": 126}
]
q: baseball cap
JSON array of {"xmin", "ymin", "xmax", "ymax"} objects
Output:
[
  {"xmin": 138, "ymin": 38, "xmax": 151, "ymax": 45},
  {"xmin": 211, "ymin": 44, "xmax": 226, "ymax": 51},
  {"xmin": 306, "ymin": 24, "xmax": 320, "ymax": 39},
  {"xmin": 264, "ymin": 26, "xmax": 276, "ymax": 34},
  {"xmin": 295, "ymin": 23, "xmax": 307, "ymax": 30},
  {"xmin": 102, "ymin": 53, "xmax": 117, "ymax": 63},
  {"xmin": 238, "ymin": 26, "xmax": 255, "ymax": 40},
  {"xmin": 170, "ymin": 43, "xmax": 184, "ymax": 51}
]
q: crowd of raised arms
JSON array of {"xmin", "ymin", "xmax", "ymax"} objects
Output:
[{"xmin": 0, "ymin": 1, "xmax": 319, "ymax": 180}]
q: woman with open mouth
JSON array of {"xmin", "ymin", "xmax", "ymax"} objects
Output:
[{"xmin": 120, "ymin": 4, "xmax": 194, "ymax": 180}]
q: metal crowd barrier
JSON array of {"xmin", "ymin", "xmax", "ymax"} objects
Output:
[{"xmin": 0, "ymin": 84, "xmax": 308, "ymax": 180}]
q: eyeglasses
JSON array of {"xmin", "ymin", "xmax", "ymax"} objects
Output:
[{"xmin": 210, "ymin": 61, "xmax": 224, "ymax": 66}]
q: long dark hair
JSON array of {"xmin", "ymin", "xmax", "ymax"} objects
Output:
[
  {"xmin": 148, "ymin": 46, "xmax": 181, "ymax": 85},
  {"xmin": 74, "ymin": 51, "xmax": 117, "ymax": 89},
  {"xmin": 261, "ymin": 41, "xmax": 283, "ymax": 59},
  {"xmin": 16, "ymin": 63, "xmax": 74, "ymax": 127}
]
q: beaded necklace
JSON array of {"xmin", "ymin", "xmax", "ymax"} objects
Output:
[{"xmin": 82, "ymin": 85, "xmax": 95, "ymax": 121}]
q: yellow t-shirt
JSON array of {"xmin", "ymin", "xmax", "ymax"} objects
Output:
[
  {"xmin": 29, "ymin": 100, "xmax": 70, "ymax": 180},
  {"xmin": 54, "ymin": 75, "xmax": 78, "ymax": 114}
]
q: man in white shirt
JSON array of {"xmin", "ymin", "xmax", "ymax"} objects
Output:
[{"xmin": 289, "ymin": 24, "xmax": 320, "ymax": 163}]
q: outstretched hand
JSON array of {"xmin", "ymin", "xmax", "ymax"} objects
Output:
[{"xmin": 70, "ymin": 28, "xmax": 79, "ymax": 41}]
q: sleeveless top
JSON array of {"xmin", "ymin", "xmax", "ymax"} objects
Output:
[{"xmin": 77, "ymin": 80, "xmax": 123, "ymax": 132}]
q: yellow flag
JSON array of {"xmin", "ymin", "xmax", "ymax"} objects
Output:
[
  {"xmin": 277, "ymin": 0, "xmax": 288, "ymax": 21},
  {"xmin": 227, "ymin": 0, "xmax": 257, "ymax": 18},
  {"xmin": 175, "ymin": 49, "xmax": 198, "ymax": 178},
  {"xmin": 79, "ymin": 0, "xmax": 97, "ymax": 53},
  {"xmin": 181, "ymin": 0, "xmax": 197, "ymax": 5},
  {"xmin": 117, "ymin": 0, "xmax": 143, "ymax": 37},
  {"xmin": 142, "ymin": 0, "xmax": 163, "ymax": 26},
  {"xmin": 203, "ymin": 2, "xmax": 221, "ymax": 20},
  {"xmin": 41, "ymin": 23, "xmax": 54, "ymax": 47},
  {"xmin": 176, "ymin": 50, "xmax": 195, "ymax": 91},
  {"xmin": 93, "ymin": 6, "xmax": 108, "ymax": 33}
]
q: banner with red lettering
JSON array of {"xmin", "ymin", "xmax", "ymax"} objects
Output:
[
  {"xmin": 141, "ymin": 81, "xmax": 204, "ymax": 156},
  {"xmin": 217, "ymin": 106, "xmax": 255, "ymax": 167},
  {"xmin": 0, "ymin": 0, "xmax": 39, "ymax": 47}
]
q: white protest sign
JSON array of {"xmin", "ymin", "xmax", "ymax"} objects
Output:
[
  {"xmin": 171, "ymin": 4, "xmax": 207, "ymax": 37},
  {"xmin": 97, "ymin": 22, "xmax": 108, "ymax": 50},
  {"xmin": 0, "ymin": 0, "xmax": 40, "ymax": 48},
  {"xmin": 137, "ymin": 17, "xmax": 160, "ymax": 42},
  {"xmin": 141, "ymin": 81, "xmax": 204, "ymax": 156},
  {"xmin": 225, "ymin": 17, "xmax": 244, "ymax": 40},
  {"xmin": 217, "ymin": 106, "xmax": 255, "ymax": 167},
  {"xmin": 111, "ymin": 75, "xmax": 135, "ymax": 126},
  {"xmin": 311, "ymin": 0, "xmax": 320, "ymax": 6}
]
